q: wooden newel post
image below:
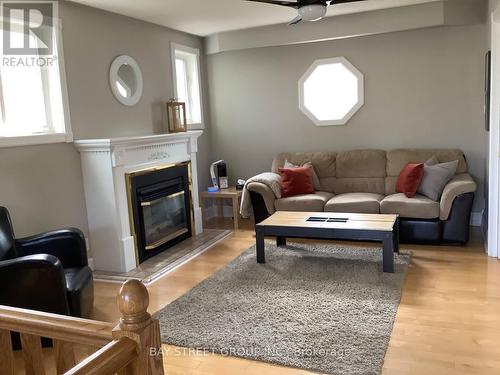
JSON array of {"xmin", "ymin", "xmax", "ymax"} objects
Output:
[{"xmin": 113, "ymin": 280, "xmax": 164, "ymax": 375}]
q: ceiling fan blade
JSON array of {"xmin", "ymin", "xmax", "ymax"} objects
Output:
[
  {"xmin": 288, "ymin": 15, "xmax": 303, "ymax": 25},
  {"xmin": 245, "ymin": 0, "xmax": 300, "ymax": 8},
  {"xmin": 329, "ymin": 0, "xmax": 365, "ymax": 4}
]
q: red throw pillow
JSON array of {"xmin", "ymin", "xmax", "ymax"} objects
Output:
[
  {"xmin": 279, "ymin": 165, "xmax": 314, "ymax": 198},
  {"xmin": 396, "ymin": 163, "xmax": 424, "ymax": 198}
]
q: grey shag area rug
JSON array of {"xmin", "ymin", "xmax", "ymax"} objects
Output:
[{"xmin": 154, "ymin": 241, "xmax": 411, "ymax": 375}]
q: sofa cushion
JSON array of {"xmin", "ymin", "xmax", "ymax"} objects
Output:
[
  {"xmin": 336, "ymin": 150, "xmax": 387, "ymax": 178},
  {"xmin": 385, "ymin": 176, "xmax": 399, "ymax": 196},
  {"xmin": 335, "ymin": 150, "xmax": 387, "ymax": 195},
  {"xmin": 324, "ymin": 193, "xmax": 383, "ymax": 214},
  {"xmin": 380, "ymin": 193, "xmax": 440, "ymax": 219},
  {"xmin": 275, "ymin": 192, "xmax": 334, "ymax": 212},
  {"xmin": 272, "ymin": 152, "xmax": 336, "ymax": 178},
  {"xmin": 333, "ymin": 177, "xmax": 386, "ymax": 195},
  {"xmin": 319, "ymin": 177, "xmax": 336, "ymax": 193}
]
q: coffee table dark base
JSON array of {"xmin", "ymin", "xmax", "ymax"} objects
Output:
[{"xmin": 256, "ymin": 220, "xmax": 399, "ymax": 273}]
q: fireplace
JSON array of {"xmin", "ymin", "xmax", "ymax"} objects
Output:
[
  {"xmin": 75, "ymin": 131, "xmax": 203, "ymax": 273},
  {"xmin": 127, "ymin": 162, "xmax": 192, "ymax": 264}
]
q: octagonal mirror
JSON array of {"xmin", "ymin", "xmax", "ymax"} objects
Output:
[{"xmin": 299, "ymin": 57, "xmax": 364, "ymax": 126}]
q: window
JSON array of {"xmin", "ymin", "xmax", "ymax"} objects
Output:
[
  {"xmin": 0, "ymin": 16, "xmax": 71, "ymax": 147},
  {"xmin": 299, "ymin": 57, "xmax": 364, "ymax": 126},
  {"xmin": 171, "ymin": 44, "xmax": 203, "ymax": 128}
]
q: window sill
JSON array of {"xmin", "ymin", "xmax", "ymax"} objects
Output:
[{"xmin": 0, "ymin": 133, "xmax": 73, "ymax": 148}]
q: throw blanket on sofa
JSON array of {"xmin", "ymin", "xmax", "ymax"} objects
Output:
[{"xmin": 240, "ymin": 172, "xmax": 281, "ymax": 218}]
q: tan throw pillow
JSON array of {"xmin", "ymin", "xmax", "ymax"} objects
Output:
[
  {"xmin": 284, "ymin": 160, "xmax": 321, "ymax": 191},
  {"xmin": 417, "ymin": 160, "xmax": 459, "ymax": 201}
]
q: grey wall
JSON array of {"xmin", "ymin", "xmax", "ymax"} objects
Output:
[
  {"xmin": 62, "ymin": 2, "xmax": 202, "ymax": 139},
  {"xmin": 207, "ymin": 24, "xmax": 488, "ymax": 214},
  {"xmin": 0, "ymin": 1, "xmax": 210, "ymax": 238},
  {"xmin": 61, "ymin": 0, "xmax": 212, "ymax": 188},
  {"xmin": 0, "ymin": 3, "xmax": 489, "ymax": 239},
  {"xmin": 0, "ymin": 143, "xmax": 87, "ymax": 237}
]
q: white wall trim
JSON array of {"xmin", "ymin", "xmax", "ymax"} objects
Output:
[
  {"xmin": 488, "ymin": 7, "xmax": 500, "ymax": 258},
  {"xmin": 0, "ymin": 133, "xmax": 69, "ymax": 148},
  {"xmin": 0, "ymin": 18, "xmax": 73, "ymax": 149},
  {"xmin": 56, "ymin": 18, "xmax": 74, "ymax": 143}
]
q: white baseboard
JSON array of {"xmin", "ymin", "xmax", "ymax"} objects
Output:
[{"xmin": 470, "ymin": 211, "xmax": 483, "ymax": 227}]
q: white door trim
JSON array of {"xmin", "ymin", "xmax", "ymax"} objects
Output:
[{"xmin": 488, "ymin": 6, "xmax": 500, "ymax": 258}]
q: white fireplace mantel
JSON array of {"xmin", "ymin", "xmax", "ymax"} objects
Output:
[{"xmin": 75, "ymin": 131, "xmax": 203, "ymax": 273}]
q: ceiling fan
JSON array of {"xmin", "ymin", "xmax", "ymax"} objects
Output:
[{"xmin": 245, "ymin": 0, "xmax": 364, "ymax": 25}]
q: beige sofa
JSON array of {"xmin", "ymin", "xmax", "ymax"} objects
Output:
[{"xmin": 247, "ymin": 149, "xmax": 477, "ymax": 244}]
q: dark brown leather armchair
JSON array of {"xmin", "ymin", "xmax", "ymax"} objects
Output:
[{"xmin": 0, "ymin": 206, "xmax": 93, "ymax": 318}]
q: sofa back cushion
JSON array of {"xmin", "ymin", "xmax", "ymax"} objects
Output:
[
  {"xmin": 271, "ymin": 148, "xmax": 468, "ymax": 196},
  {"xmin": 334, "ymin": 150, "xmax": 387, "ymax": 194},
  {"xmin": 385, "ymin": 149, "xmax": 467, "ymax": 195}
]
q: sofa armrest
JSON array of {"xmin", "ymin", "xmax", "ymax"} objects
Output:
[
  {"xmin": 247, "ymin": 182, "xmax": 277, "ymax": 215},
  {"xmin": 440, "ymin": 173, "xmax": 477, "ymax": 220}
]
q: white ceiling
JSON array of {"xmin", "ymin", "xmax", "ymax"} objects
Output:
[{"xmin": 68, "ymin": 0, "xmax": 439, "ymax": 37}]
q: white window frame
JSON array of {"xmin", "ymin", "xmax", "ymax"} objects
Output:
[
  {"xmin": 170, "ymin": 43, "xmax": 204, "ymax": 130},
  {"xmin": 298, "ymin": 57, "xmax": 364, "ymax": 127},
  {"xmin": 0, "ymin": 18, "xmax": 72, "ymax": 148}
]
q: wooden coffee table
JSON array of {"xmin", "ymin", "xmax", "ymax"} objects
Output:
[{"xmin": 255, "ymin": 211, "xmax": 399, "ymax": 273}]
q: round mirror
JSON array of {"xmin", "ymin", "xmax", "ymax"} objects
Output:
[{"xmin": 109, "ymin": 55, "xmax": 143, "ymax": 106}]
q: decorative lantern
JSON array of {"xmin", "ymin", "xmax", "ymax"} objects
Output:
[{"xmin": 166, "ymin": 99, "xmax": 187, "ymax": 133}]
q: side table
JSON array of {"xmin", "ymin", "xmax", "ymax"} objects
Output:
[{"xmin": 200, "ymin": 187, "xmax": 242, "ymax": 231}]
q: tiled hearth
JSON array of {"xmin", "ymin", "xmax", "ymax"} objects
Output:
[{"xmin": 93, "ymin": 229, "xmax": 231, "ymax": 285}]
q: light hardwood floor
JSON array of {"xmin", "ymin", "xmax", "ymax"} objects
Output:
[{"xmin": 92, "ymin": 218, "xmax": 500, "ymax": 375}]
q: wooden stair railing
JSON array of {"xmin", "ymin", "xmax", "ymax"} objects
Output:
[{"xmin": 0, "ymin": 279, "xmax": 164, "ymax": 375}]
